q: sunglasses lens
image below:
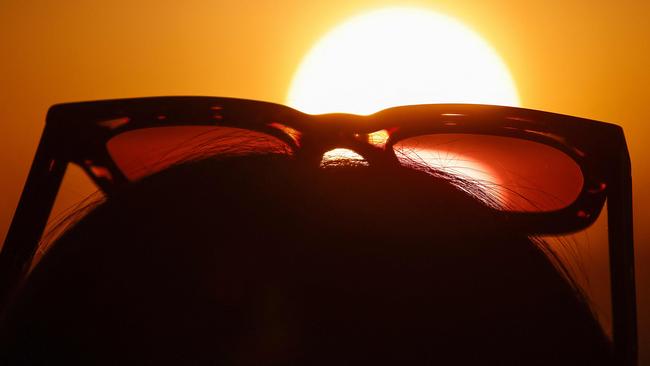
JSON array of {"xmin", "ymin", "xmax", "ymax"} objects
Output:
[
  {"xmin": 393, "ymin": 134, "xmax": 583, "ymax": 212},
  {"xmin": 107, "ymin": 126, "xmax": 291, "ymax": 181}
]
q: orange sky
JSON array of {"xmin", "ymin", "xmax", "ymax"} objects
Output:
[{"xmin": 1, "ymin": 0, "xmax": 649, "ymax": 362}]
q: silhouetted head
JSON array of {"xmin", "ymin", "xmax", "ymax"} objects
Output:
[{"xmin": 1, "ymin": 154, "xmax": 611, "ymax": 365}]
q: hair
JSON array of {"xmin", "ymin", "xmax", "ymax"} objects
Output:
[{"xmin": 0, "ymin": 153, "xmax": 612, "ymax": 365}]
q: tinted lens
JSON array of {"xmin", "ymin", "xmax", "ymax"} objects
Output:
[
  {"xmin": 107, "ymin": 126, "xmax": 291, "ymax": 181},
  {"xmin": 393, "ymin": 134, "xmax": 583, "ymax": 212}
]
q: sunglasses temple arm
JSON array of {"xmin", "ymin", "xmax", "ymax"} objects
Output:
[
  {"xmin": 0, "ymin": 127, "xmax": 67, "ymax": 311},
  {"xmin": 607, "ymin": 144, "xmax": 637, "ymax": 366}
]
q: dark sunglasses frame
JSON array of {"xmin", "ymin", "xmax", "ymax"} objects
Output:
[{"xmin": 0, "ymin": 96, "xmax": 637, "ymax": 364}]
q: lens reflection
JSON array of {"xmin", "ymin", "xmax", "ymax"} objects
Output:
[
  {"xmin": 394, "ymin": 134, "xmax": 584, "ymax": 212},
  {"xmin": 107, "ymin": 126, "xmax": 290, "ymax": 181}
]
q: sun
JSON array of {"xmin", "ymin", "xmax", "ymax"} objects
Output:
[{"xmin": 287, "ymin": 8, "xmax": 520, "ymax": 115}]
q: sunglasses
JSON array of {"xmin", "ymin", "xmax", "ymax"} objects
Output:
[{"xmin": 0, "ymin": 96, "xmax": 637, "ymax": 364}]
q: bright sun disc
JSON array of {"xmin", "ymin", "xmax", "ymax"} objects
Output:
[{"xmin": 287, "ymin": 8, "xmax": 520, "ymax": 115}]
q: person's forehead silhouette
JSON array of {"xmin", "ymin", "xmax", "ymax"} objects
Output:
[{"xmin": 1, "ymin": 154, "xmax": 613, "ymax": 365}]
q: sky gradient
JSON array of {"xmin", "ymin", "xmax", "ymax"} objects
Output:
[{"xmin": 1, "ymin": 0, "xmax": 649, "ymax": 362}]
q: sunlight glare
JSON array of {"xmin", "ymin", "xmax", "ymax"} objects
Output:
[
  {"xmin": 396, "ymin": 147, "xmax": 506, "ymax": 209},
  {"xmin": 287, "ymin": 8, "xmax": 520, "ymax": 115},
  {"xmin": 320, "ymin": 148, "xmax": 369, "ymax": 167}
]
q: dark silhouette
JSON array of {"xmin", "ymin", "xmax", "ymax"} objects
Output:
[
  {"xmin": 1, "ymin": 98, "xmax": 635, "ymax": 364},
  {"xmin": 0, "ymin": 153, "xmax": 612, "ymax": 365}
]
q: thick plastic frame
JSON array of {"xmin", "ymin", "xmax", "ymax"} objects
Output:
[{"xmin": 0, "ymin": 96, "xmax": 636, "ymax": 364}]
